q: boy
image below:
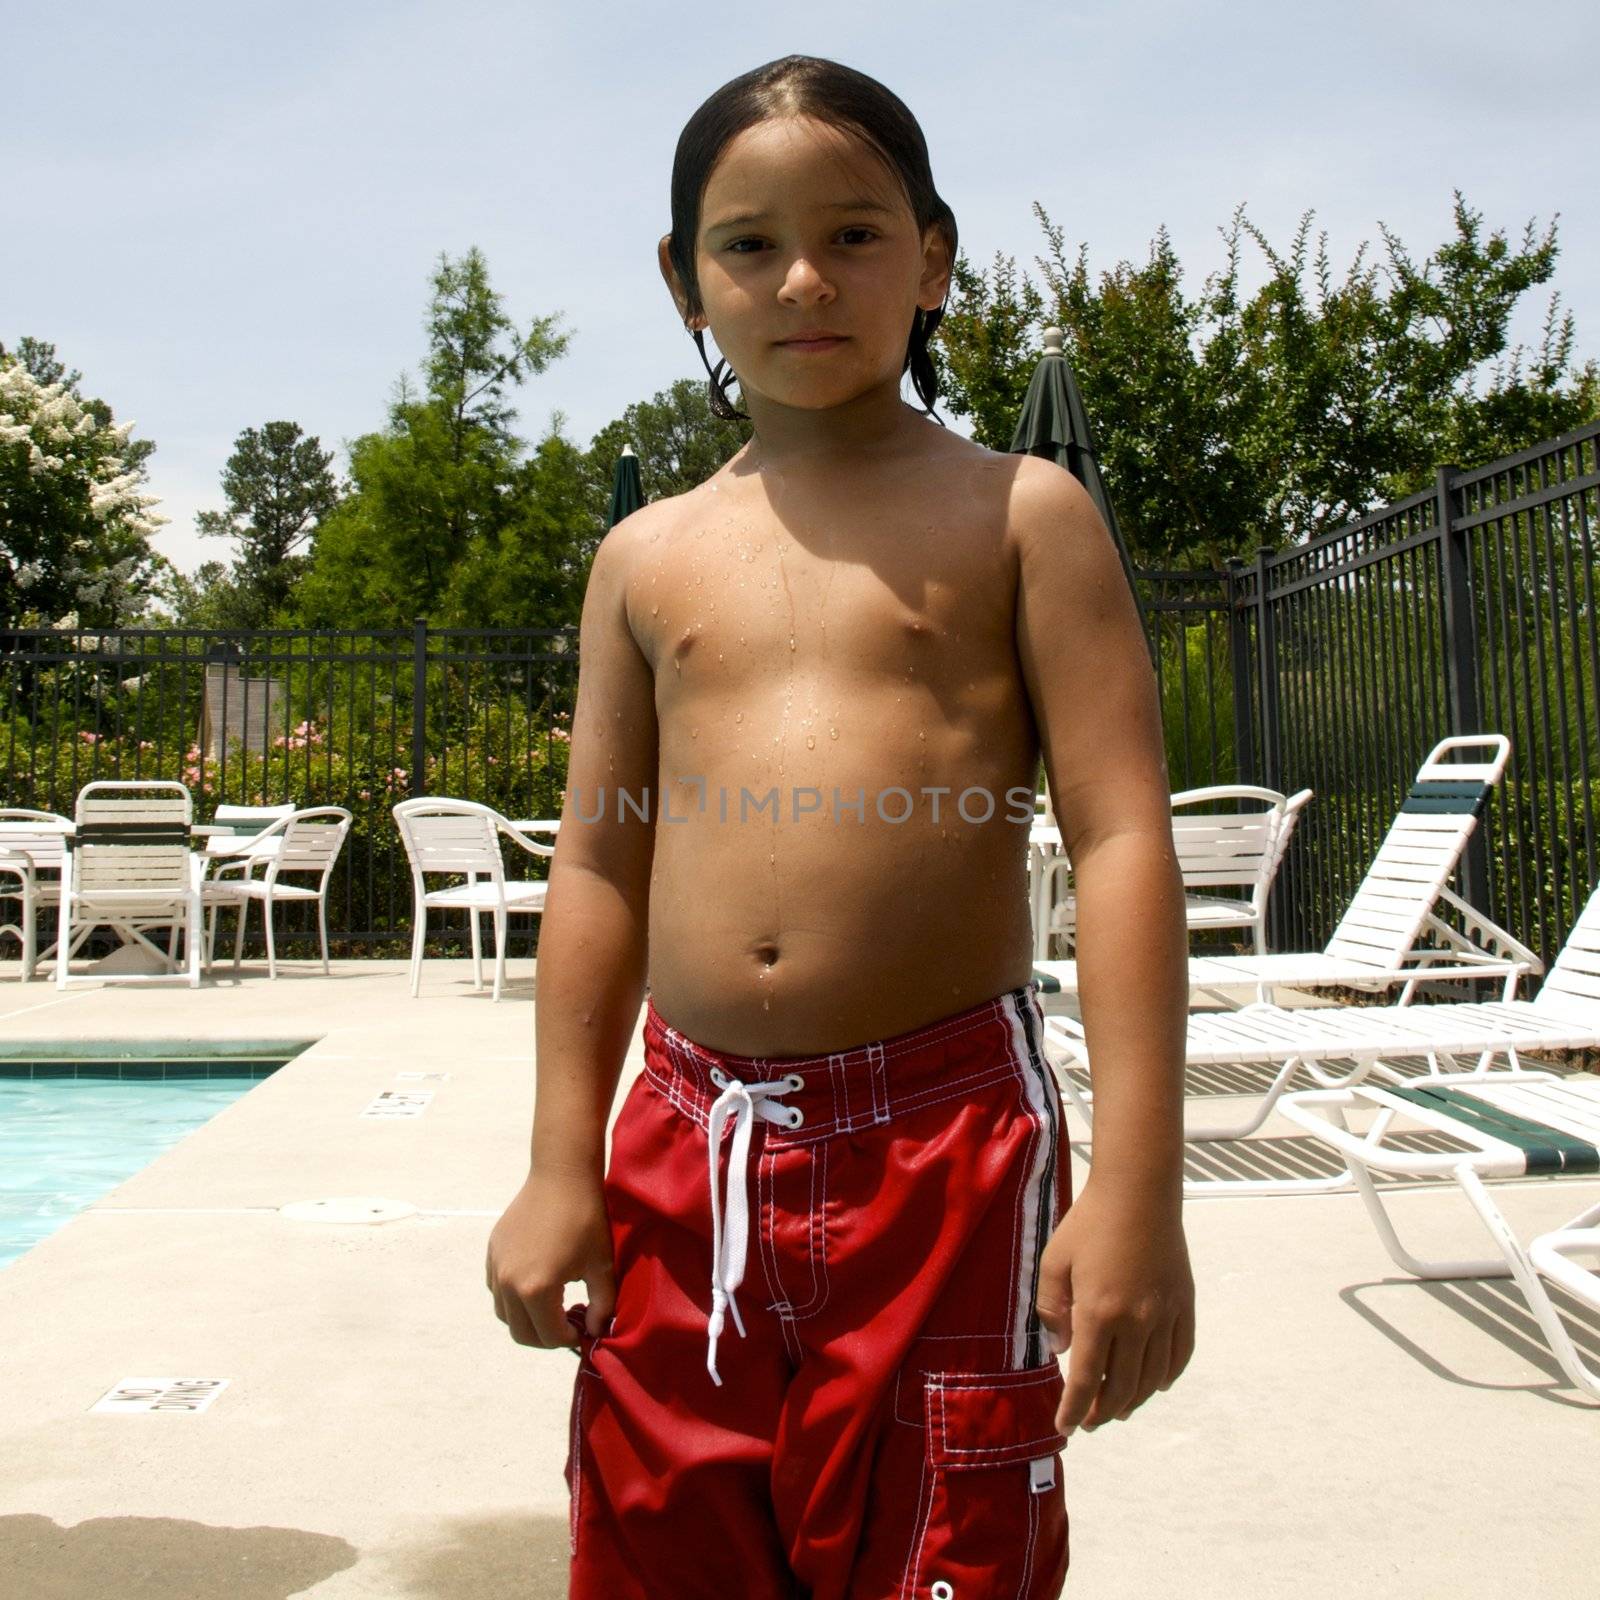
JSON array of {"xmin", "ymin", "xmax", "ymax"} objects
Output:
[{"xmin": 488, "ymin": 111, "xmax": 1193, "ymax": 1599}]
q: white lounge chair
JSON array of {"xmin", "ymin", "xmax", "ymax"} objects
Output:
[
  {"xmin": 1041, "ymin": 784, "xmax": 1310, "ymax": 959},
  {"xmin": 1279, "ymin": 1068, "xmax": 1600, "ymax": 1403},
  {"xmin": 201, "ymin": 806, "xmax": 352, "ymax": 978},
  {"xmin": 1034, "ymin": 736, "xmax": 1533, "ymax": 1007},
  {"xmin": 393, "ymin": 798, "xmax": 553, "ymax": 1001},
  {"xmin": 55, "ymin": 781, "xmax": 201, "ymax": 988},
  {"xmin": 0, "ymin": 810, "xmax": 71, "ymax": 981},
  {"xmin": 1044, "ymin": 878, "xmax": 1598, "ymax": 1196}
]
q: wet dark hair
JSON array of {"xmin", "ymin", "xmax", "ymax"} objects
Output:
[{"xmin": 666, "ymin": 54, "xmax": 958, "ymax": 426}]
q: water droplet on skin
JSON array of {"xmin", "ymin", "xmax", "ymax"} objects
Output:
[
  {"xmin": 918, "ymin": 731, "xmax": 926, "ymax": 741},
  {"xmin": 709, "ymin": 483, "xmax": 719, "ymax": 493},
  {"xmin": 789, "ymin": 637, "xmax": 796, "ymax": 651},
  {"xmin": 763, "ymin": 995, "xmax": 771, "ymax": 1011},
  {"xmin": 651, "ymin": 604, "xmax": 659, "ymax": 615},
  {"xmin": 696, "ymin": 575, "xmax": 704, "ymax": 585},
  {"xmin": 829, "ymin": 726, "xmax": 838, "ymax": 740},
  {"xmin": 691, "ymin": 728, "xmax": 698, "ymax": 738},
  {"xmin": 735, "ymin": 711, "xmax": 744, "ymax": 724},
  {"xmin": 805, "ymin": 735, "xmax": 815, "ymax": 749},
  {"xmin": 718, "ymin": 652, "xmax": 724, "ymax": 662}
]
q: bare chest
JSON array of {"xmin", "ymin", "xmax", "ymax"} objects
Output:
[{"xmin": 628, "ymin": 491, "xmax": 1017, "ymax": 697}]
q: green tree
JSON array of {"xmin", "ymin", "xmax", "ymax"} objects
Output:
[
  {"xmin": 0, "ymin": 338, "xmax": 165, "ymax": 626},
  {"xmin": 299, "ymin": 248, "xmax": 573, "ymax": 626},
  {"xmin": 586, "ymin": 376, "xmax": 752, "ymax": 503},
  {"xmin": 935, "ymin": 192, "xmax": 1599, "ymax": 567},
  {"xmin": 196, "ymin": 420, "xmax": 340, "ymax": 624}
]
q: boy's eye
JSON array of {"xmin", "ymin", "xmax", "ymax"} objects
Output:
[{"xmin": 725, "ymin": 227, "xmax": 878, "ymax": 253}]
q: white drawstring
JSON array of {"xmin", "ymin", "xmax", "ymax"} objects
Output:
[{"xmin": 704, "ymin": 1066, "xmax": 804, "ymax": 1385}]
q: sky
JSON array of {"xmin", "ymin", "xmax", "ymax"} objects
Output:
[{"xmin": 5, "ymin": 0, "xmax": 1597, "ymax": 575}]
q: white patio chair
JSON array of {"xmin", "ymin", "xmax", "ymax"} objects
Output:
[
  {"xmin": 393, "ymin": 797, "xmax": 553, "ymax": 1001},
  {"xmin": 200, "ymin": 806, "xmax": 352, "ymax": 978},
  {"xmin": 1279, "ymin": 1069, "xmax": 1600, "ymax": 1403},
  {"xmin": 1034, "ymin": 736, "xmax": 1531, "ymax": 1007},
  {"xmin": 1037, "ymin": 785, "xmax": 1309, "ymax": 960},
  {"xmin": 55, "ymin": 780, "xmax": 201, "ymax": 988},
  {"xmin": 207, "ymin": 802, "xmax": 296, "ymax": 860},
  {"xmin": 0, "ymin": 810, "xmax": 71, "ymax": 981},
  {"xmin": 201, "ymin": 802, "xmax": 298, "ymax": 893},
  {"xmin": 1043, "ymin": 875, "xmax": 1597, "ymax": 1196}
]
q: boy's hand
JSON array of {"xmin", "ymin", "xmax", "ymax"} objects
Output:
[
  {"xmin": 486, "ymin": 1163, "xmax": 617, "ymax": 1350},
  {"xmin": 1036, "ymin": 1183, "xmax": 1194, "ymax": 1434}
]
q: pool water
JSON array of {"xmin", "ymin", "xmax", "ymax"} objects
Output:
[{"xmin": 0, "ymin": 1041, "xmax": 310, "ymax": 1271}]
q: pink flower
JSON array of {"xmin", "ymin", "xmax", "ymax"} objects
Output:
[{"xmin": 79, "ymin": 730, "xmax": 99, "ymax": 744}]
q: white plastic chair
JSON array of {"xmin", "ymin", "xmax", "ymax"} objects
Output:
[
  {"xmin": 1043, "ymin": 874, "xmax": 1595, "ymax": 1196},
  {"xmin": 207, "ymin": 802, "xmax": 296, "ymax": 862},
  {"xmin": 56, "ymin": 781, "xmax": 201, "ymax": 988},
  {"xmin": 0, "ymin": 810, "xmax": 71, "ymax": 981},
  {"xmin": 1281, "ymin": 1054, "xmax": 1600, "ymax": 1401},
  {"xmin": 393, "ymin": 798, "xmax": 553, "ymax": 1001},
  {"xmin": 1039, "ymin": 784, "xmax": 1305, "ymax": 958},
  {"xmin": 201, "ymin": 806, "xmax": 352, "ymax": 978},
  {"xmin": 1034, "ymin": 736, "xmax": 1530, "ymax": 1006}
]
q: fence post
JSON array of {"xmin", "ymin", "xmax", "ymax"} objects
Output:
[
  {"xmin": 1253, "ymin": 546, "xmax": 1280, "ymax": 790},
  {"xmin": 1436, "ymin": 464, "xmax": 1487, "ymax": 910},
  {"xmin": 411, "ymin": 617, "xmax": 427, "ymax": 798},
  {"xmin": 1225, "ymin": 558, "xmax": 1255, "ymax": 785}
]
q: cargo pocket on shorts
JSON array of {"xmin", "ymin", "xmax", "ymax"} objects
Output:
[{"xmin": 902, "ymin": 1362, "xmax": 1069, "ymax": 1600}]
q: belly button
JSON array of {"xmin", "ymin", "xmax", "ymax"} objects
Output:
[{"xmin": 753, "ymin": 942, "xmax": 780, "ymax": 967}]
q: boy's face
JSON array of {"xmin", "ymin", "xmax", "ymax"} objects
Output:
[{"xmin": 659, "ymin": 115, "xmax": 951, "ymax": 414}]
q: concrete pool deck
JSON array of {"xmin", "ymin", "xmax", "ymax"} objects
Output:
[{"xmin": 0, "ymin": 959, "xmax": 1596, "ymax": 1598}]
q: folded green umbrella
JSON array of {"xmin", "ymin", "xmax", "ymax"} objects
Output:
[
  {"xmin": 607, "ymin": 444, "xmax": 645, "ymax": 530},
  {"xmin": 1009, "ymin": 327, "xmax": 1153, "ymax": 665}
]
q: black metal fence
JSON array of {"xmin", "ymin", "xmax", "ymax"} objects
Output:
[
  {"xmin": 3, "ymin": 419, "xmax": 1596, "ymax": 969},
  {"xmin": 1154, "ymin": 417, "xmax": 1598, "ymax": 970},
  {"xmin": 0, "ymin": 624, "xmax": 578, "ymax": 953}
]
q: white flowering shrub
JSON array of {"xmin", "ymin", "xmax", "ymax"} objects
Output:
[{"xmin": 0, "ymin": 351, "xmax": 167, "ymax": 627}]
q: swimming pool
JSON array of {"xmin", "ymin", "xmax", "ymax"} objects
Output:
[{"xmin": 0, "ymin": 1039, "xmax": 312, "ymax": 1272}]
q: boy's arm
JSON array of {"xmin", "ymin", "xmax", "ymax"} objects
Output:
[
  {"xmin": 531, "ymin": 510, "xmax": 660, "ymax": 1178},
  {"xmin": 485, "ymin": 509, "xmax": 659, "ymax": 1351},
  {"xmin": 1009, "ymin": 458, "xmax": 1195, "ymax": 1431}
]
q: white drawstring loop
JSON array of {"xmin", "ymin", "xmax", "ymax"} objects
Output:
[{"xmin": 704, "ymin": 1067, "xmax": 804, "ymax": 1385}]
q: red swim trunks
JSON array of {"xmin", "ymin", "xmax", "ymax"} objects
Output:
[{"xmin": 563, "ymin": 980, "xmax": 1073, "ymax": 1600}]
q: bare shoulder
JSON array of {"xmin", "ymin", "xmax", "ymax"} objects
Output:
[
  {"xmin": 584, "ymin": 492, "xmax": 691, "ymax": 642},
  {"xmin": 1000, "ymin": 453, "xmax": 1107, "ymax": 567}
]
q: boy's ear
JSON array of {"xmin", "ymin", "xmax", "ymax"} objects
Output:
[
  {"xmin": 919, "ymin": 223, "xmax": 954, "ymax": 311},
  {"xmin": 658, "ymin": 236, "xmax": 693, "ymax": 325}
]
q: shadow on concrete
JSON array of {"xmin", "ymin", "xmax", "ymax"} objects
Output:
[
  {"xmin": 0, "ymin": 1509, "xmax": 572, "ymax": 1599},
  {"xmin": 1341, "ymin": 1276, "xmax": 1600, "ymax": 1408}
]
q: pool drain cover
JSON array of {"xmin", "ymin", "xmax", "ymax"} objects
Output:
[{"xmin": 279, "ymin": 1197, "xmax": 417, "ymax": 1225}]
